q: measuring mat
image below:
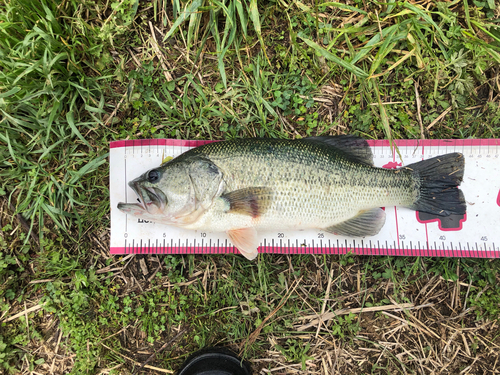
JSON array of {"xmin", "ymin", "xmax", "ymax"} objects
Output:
[{"xmin": 110, "ymin": 139, "xmax": 500, "ymax": 258}]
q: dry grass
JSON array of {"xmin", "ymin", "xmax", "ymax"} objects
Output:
[
  {"xmin": 2, "ymin": 0, "xmax": 500, "ymax": 374},
  {"xmin": 5, "ymin": 227, "xmax": 498, "ymax": 374}
]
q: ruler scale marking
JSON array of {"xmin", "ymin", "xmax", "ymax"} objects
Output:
[{"xmin": 110, "ymin": 139, "xmax": 500, "ymax": 258}]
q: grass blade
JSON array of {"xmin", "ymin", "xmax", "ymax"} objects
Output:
[
  {"xmin": 2, "ymin": 130, "xmax": 17, "ymax": 164},
  {"xmin": 319, "ymin": 2, "xmax": 367, "ymax": 14},
  {"xmin": 235, "ymin": 0, "xmax": 248, "ymax": 37},
  {"xmin": 0, "ymin": 87, "xmax": 21, "ymax": 98},
  {"xmin": 68, "ymin": 153, "xmax": 108, "ymax": 185},
  {"xmin": 471, "ymin": 20, "xmax": 500, "ymax": 44},
  {"xmin": 187, "ymin": 7, "xmax": 201, "ymax": 52},
  {"xmin": 299, "ymin": 36, "xmax": 368, "ymax": 79},
  {"xmin": 372, "ymin": 80, "xmax": 393, "ymax": 149},
  {"xmin": 211, "ymin": 0, "xmax": 234, "ymax": 26},
  {"xmin": 44, "ymin": 100, "xmax": 61, "ymax": 143},
  {"xmin": 463, "ymin": 0, "xmax": 471, "ymax": 30},
  {"xmin": 403, "ymin": 3, "xmax": 448, "ymax": 45},
  {"xmin": 218, "ymin": 0, "xmax": 238, "ymax": 88},
  {"xmin": 368, "ymin": 26, "xmax": 399, "ymax": 77},
  {"xmin": 65, "ymin": 111, "xmax": 91, "ymax": 148},
  {"xmin": 249, "ymin": 0, "xmax": 269, "ymax": 63},
  {"xmin": 164, "ymin": 0, "xmax": 203, "ymax": 41},
  {"xmin": 350, "ymin": 22, "xmax": 411, "ymax": 64},
  {"xmin": 386, "ymin": 0, "xmax": 397, "ymax": 14}
]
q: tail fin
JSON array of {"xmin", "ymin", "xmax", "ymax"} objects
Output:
[{"xmin": 406, "ymin": 153, "xmax": 466, "ymax": 216}]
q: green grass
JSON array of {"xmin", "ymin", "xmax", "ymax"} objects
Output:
[{"xmin": 1, "ymin": 0, "xmax": 500, "ymax": 373}]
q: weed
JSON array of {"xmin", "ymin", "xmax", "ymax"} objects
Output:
[
  {"xmin": 0, "ymin": 0, "xmax": 107, "ymax": 242},
  {"xmin": 0, "ymin": 335, "xmax": 18, "ymax": 374},
  {"xmin": 276, "ymin": 339, "xmax": 313, "ymax": 370},
  {"xmin": 330, "ymin": 312, "xmax": 360, "ymax": 338},
  {"xmin": 1, "ymin": 0, "xmax": 500, "ymax": 373},
  {"xmin": 469, "ymin": 281, "xmax": 500, "ymax": 319},
  {"xmin": 160, "ymin": 0, "xmax": 267, "ymax": 87}
]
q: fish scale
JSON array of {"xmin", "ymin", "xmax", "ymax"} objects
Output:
[{"xmin": 171, "ymin": 139, "xmax": 414, "ymax": 232}]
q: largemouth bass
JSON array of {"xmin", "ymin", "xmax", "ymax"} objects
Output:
[{"xmin": 118, "ymin": 136, "xmax": 466, "ymax": 260}]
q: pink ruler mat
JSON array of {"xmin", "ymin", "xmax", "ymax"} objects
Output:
[{"xmin": 109, "ymin": 139, "xmax": 500, "ymax": 258}]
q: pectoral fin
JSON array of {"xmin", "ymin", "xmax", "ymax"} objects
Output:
[
  {"xmin": 222, "ymin": 187, "xmax": 273, "ymax": 218},
  {"xmin": 324, "ymin": 208, "xmax": 386, "ymax": 237},
  {"xmin": 227, "ymin": 227, "xmax": 259, "ymax": 260}
]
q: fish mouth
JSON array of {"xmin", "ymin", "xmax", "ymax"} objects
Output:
[{"xmin": 117, "ymin": 181, "xmax": 167, "ymax": 215}]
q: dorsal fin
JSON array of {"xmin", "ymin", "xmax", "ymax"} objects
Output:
[{"xmin": 304, "ymin": 135, "xmax": 373, "ymax": 165}]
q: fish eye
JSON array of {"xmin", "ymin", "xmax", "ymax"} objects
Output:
[{"xmin": 147, "ymin": 169, "xmax": 161, "ymax": 183}]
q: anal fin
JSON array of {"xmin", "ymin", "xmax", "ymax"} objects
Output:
[
  {"xmin": 324, "ymin": 208, "xmax": 386, "ymax": 237},
  {"xmin": 227, "ymin": 227, "xmax": 260, "ymax": 260}
]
